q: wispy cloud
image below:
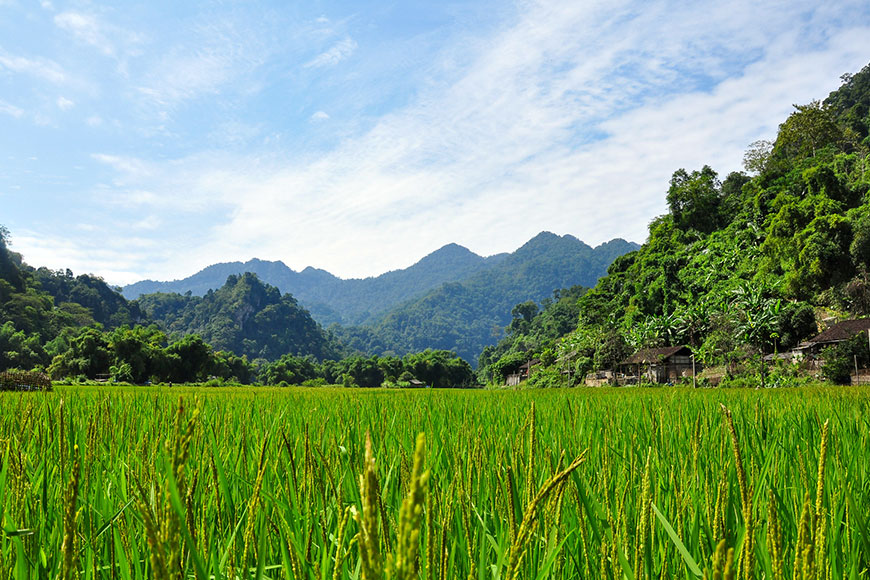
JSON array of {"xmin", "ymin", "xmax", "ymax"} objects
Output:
[
  {"xmin": 0, "ymin": 50, "xmax": 66, "ymax": 83},
  {"xmin": 135, "ymin": 18, "xmax": 267, "ymax": 113},
  {"xmin": 54, "ymin": 12, "xmax": 115, "ymax": 56},
  {"xmin": 304, "ymin": 36, "xmax": 357, "ymax": 68},
  {"xmin": 0, "ymin": 100, "xmax": 23, "ymax": 118},
  {"xmin": 56, "ymin": 96, "xmax": 73, "ymax": 110},
  {"xmin": 186, "ymin": 0, "xmax": 870, "ymax": 277}
]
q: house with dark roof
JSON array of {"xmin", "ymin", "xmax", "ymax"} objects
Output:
[
  {"xmin": 618, "ymin": 345, "xmax": 697, "ymax": 384},
  {"xmin": 793, "ymin": 319, "xmax": 870, "ymax": 357},
  {"xmin": 506, "ymin": 359, "xmax": 539, "ymax": 386}
]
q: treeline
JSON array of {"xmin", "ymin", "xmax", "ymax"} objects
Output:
[
  {"xmin": 0, "ymin": 228, "xmax": 475, "ymax": 386},
  {"xmin": 480, "ymin": 62, "xmax": 870, "ymax": 386},
  {"xmin": 49, "ymin": 322, "xmax": 474, "ymax": 387}
]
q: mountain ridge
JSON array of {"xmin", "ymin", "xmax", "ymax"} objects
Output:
[{"xmin": 124, "ymin": 233, "xmax": 638, "ymax": 327}]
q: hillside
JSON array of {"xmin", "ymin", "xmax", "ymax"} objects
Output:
[
  {"xmin": 123, "ymin": 243, "xmax": 507, "ymax": 325},
  {"xmin": 334, "ymin": 234, "xmax": 639, "ymax": 364},
  {"xmin": 136, "ymin": 273, "xmax": 337, "ymax": 361},
  {"xmin": 482, "ymin": 62, "xmax": 870, "ymax": 385},
  {"xmin": 0, "ymin": 230, "xmax": 148, "ymax": 371}
]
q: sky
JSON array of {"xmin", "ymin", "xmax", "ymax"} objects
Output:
[{"xmin": 2, "ymin": 1, "xmax": 870, "ymax": 286}]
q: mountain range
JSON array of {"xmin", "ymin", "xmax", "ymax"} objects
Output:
[
  {"xmin": 126, "ymin": 232, "xmax": 639, "ymax": 363},
  {"xmin": 124, "ymin": 233, "xmax": 637, "ymax": 322}
]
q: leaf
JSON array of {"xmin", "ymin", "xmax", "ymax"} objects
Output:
[{"xmin": 651, "ymin": 502, "xmax": 703, "ymax": 577}]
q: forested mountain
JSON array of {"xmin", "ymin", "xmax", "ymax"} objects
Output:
[
  {"xmin": 123, "ymin": 243, "xmax": 507, "ymax": 325},
  {"xmin": 136, "ymin": 273, "xmax": 338, "ymax": 361},
  {"xmin": 334, "ymin": 234, "xmax": 638, "ymax": 364},
  {"xmin": 481, "ymin": 62, "xmax": 870, "ymax": 386},
  {"xmin": 122, "ymin": 234, "xmax": 633, "ymax": 331}
]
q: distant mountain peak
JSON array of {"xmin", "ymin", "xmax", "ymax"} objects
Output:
[{"xmin": 418, "ymin": 243, "xmax": 480, "ymax": 263}]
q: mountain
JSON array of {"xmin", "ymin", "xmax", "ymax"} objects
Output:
[
  {"xmin": 123, "ymin": 234, "xmax": 633, "ymax": 334},
  {"xmin": 124, "ymin": 244, "xmax": 507, "ymax": 325},
  {"xmin": 334, "ymin": 234, "xmax": 640, "ymax": 364},
  {"xmin": 136, "ymin": 272, "xmax": 337, "ymax": 361}
]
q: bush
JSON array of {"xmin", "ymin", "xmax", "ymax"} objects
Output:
[{"xmin": 302, "ymin": 378, "xmax": 328, "ymax": 387}]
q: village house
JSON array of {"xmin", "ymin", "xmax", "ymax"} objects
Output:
[
  {"xmin": 506, "ymin": 359, "xmax": 538, "ymax": 386},
  {"xmin": 791, "ymin": 319, "xmax": 870, "ymax": 359},
  {"xmin": 618, "ymin": 345, "xmax": 697, "ymax": 384}
]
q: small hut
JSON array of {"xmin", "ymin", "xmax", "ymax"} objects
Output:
[
  {"xmin": 618, "ymin": 346, "xmax": 696, "ymax": 384},
  {"xmin": 792, "ymin": 319, "xmax": 870, "ymax": 358},
  {"xmin": 506, "ymin": 359, "xmax": 539, "ymax": 386}
]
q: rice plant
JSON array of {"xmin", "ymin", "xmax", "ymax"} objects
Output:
[{"xmin": 0, "ymin": 384, "xmax": 867, "ymax": 578}]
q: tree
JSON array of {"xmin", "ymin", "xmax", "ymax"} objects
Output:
[
  {"xmin": 742, "ymin": 140, "xmax": 773, "ymax": 175},
  {"xmin": 508, "ymin": 301, "xmax": 539, "ymax": 337},
  {"xmin": 731, "ymin": 282, "xmax": 781, "ymax": 387},
  {"xmin": 666, "ymin": 166, "xmax": 722, "ymax": 234},
  {"xmin": 821, "ymin": 334, "xmax": 869, "ymax": 384},
  {"xmin": 773, "ymin": 100, "xmax": 846, "ymax": 160},
  {"xmin": 165, "ymin": 334, "xmax": 213, "ymax": 383},
  {"xmin": 48, "ymin": 327, "xmax": 111, "ymax": 379},
  {"xmin": 109, "ymin": 325, "xmax": 168, "ymax": 383}
]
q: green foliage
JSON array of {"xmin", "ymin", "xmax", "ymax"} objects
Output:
[
  {"xmin": 33, "ymin": 267, "xmax": 144, "ymax": 328},
  {"xmin": 333, "ymin": 235, "xmax": 635, "ymax": 365},
  {"xmin": 48, "ymin": 327, "xmax": 111, "ymax": 379},
  {"xmin": 138, "ymin": 273, "xmax": 338, "ymax": 361},
  {"xmin": 824, "ymin": 65, "xmax": 870, "ymax": 140},
  {"xmin": 666, "ymin": 165, "xmax": 723, "ymax": 233},
  {"xmin": 821, "ymin": 333, "xmax": 870, "ymax": 384},
  {"xmin": 773, "ymin": 100, "xmax": 849, "ymax": 161},
  {"xmin": 477, "ymin": 286, "xmax": 587, "ymax": 382}
]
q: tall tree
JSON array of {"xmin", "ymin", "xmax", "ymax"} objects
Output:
[{"xmin": 666, "ymin": 166, "xmax": 722, "ymax": 234}]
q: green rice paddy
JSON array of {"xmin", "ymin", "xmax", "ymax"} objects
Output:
[{"xmin": 0, "ymin": 384, "xmax": 868, "ymax": 578}]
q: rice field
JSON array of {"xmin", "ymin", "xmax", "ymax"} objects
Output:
[{"xmin": 0, "ymin": 384, "xmax": 868, "ymax": 579}]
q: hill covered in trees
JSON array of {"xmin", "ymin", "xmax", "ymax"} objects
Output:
[
  {"xmin": 481, "ymin": 62, "xmax": 870, "ymax": 385},
  {"xmin": 136, "ymin": 273, "xmax": 338, "ymax": 361},
  {"xmin": 334, "ymin": 234, "xmax": 637, "ymax": 364},
  {"xmin": 122, "ymin": 234, "xmax": 636, "ymax": 331}
]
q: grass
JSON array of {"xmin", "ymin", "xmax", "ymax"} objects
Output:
[{"xmin": 0, "ymin": 384, "xmax": 867, "ymax": 578}]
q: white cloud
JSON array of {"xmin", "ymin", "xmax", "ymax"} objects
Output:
[
  {"xmin": 304, "ymin": 36, "xmax": 357, "ymax": 68},
  {"xmin": 195, "ymin": 1, "xmax": 870, "ymax": 277},
  {"xmin": 136, "ymin": 18, "xmax": 266, "ymax": 112},
  {"xmin": 54, "ymin": 11, "xmax": 120, "ymax": 57},
  {"xmin": 310, "ymin": 110, "xmax": 330, "ymax": 121},
  {"xmin": 13, "ymin": 231, "xmax": 158, "ymax": 286},
  {"xmin": 0, "ymin": 100, "xmax": 23, "ymax": 118},
  {"xmin": 91, "ymin": 153, "xmax": 152, "ymax": 179},
  {"xmin": 0, "ymin": 51, "xmax": 66, "ymax": 83},
  {"xmin": 56, "ymin": 96, "xmax": 74, "ymax": 110}
]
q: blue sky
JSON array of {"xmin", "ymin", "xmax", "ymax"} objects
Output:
[{"xmin": 2, "ymin": 0, "xmax": 870, "ymax": 285}]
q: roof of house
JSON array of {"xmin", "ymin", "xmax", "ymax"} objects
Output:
[
  {"xmin": 807, "ymin": 319, "xmax": 870, "ymax": 344},
  {"xmin": 518, "ymin": 359, "xmax": 541, "ymax": 371},
  {"xmin": 620, "ymin": 346, "xmax": 691, "ymax": 365}
]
